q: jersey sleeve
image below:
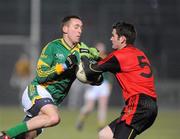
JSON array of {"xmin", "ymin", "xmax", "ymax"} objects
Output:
[
  {"xmin": 81, "ymin": 52, "xmax": 121, "ymax": 78},
  {"xmin": 96, "ymin": 53, "xmax": 121, "ymax": 73},
  {"xmin": 36, "ymin": 44, "xmax": 65, "ymax": 83}
]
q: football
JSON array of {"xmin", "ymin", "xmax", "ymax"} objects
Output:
[
  {"xmin": 76, "ymin": 61, "xmax": 103, "ymax": 85},
  {"xmin": 76, "ymin": 61, "xmax": 91, "ymax": 83}
]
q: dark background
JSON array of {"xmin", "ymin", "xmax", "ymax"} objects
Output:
[{"xmin": 0, "ymin": 0, "xmax": 180, "ymax": 108}]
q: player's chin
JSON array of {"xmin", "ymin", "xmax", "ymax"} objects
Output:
[
  {"xmin": 112, "ymin": 45, "xmax": 118, "ymax": 50},
  {"xmin": 73, "ymin": 37, "xmax": 80, "ymax": 42}
]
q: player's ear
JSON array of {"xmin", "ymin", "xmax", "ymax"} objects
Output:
[
  {"xmin": 62, "ymin": 25, "xmax": 68, "ymax": 34},
  {"xmin": 119, "ymin": 36, "xmax": 126, "ymax": 44}
]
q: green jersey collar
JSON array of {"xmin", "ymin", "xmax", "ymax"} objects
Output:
[{"xmin": 60, "ymin": 38, "xmax": 79, "ymax": 51}]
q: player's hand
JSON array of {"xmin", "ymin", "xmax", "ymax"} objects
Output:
[
  {"xmin": 80, "ymin": 57, "xmax": 104, "ymax": 85},
  {"xmin": 89, "ymin": 47, "xmax": 100, "ymax": 60},
  {"xmin": 56, "ymin": 54, "xmax": 78, "ymax": 74},
  {"xmin": 90, "ymin": 74, "xmax": 104, "ymax": 86},
  {"xmin": 65, "ymin": 54, "xmax": 78, "ymax": 69},
  {"xmin": 79, "ymin": 42, "xmax": 90, "ymax": 58}
]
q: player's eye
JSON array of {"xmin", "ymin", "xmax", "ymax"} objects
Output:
[
  {"xmin": 74, "ymin": 25, "xmax": 79, "ymax": 29},
  {"xmin": 74, "ymin": 24, "xmax": 83, "ymax": 30}
]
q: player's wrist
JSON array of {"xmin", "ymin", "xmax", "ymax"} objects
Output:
[
  {"xmin": 55, "ymin": 64, "xmax": 66, "ymax": 75},
  {"xmin": 65, "ymin": 54, "xmax": 78, "ymax": 69}
]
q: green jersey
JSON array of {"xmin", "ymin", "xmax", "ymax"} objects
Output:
[{"xmin": 29, "ymin": 38, "xmax": 81, "ymax": 105}]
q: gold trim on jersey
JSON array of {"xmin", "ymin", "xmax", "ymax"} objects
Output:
[
  {"xmin": 37, "ymin": 59, "xmax": 56, "ymax": 77},
  {"xmin": 40, "ymin": 45, "xmax": 49, "ymax": 58},
  {"xmin": 60, "ymin": 38, "xmax": 80, "ymax": 52},
  {"xmin": 37, "ymin": 67, "xmax": 56, "ymax": 77},
  {"xmin": 37, "ymin": 59, "xmax": 50, "ymax": 68},
  {"xmin": 32, "ymin": 96, "xmax": 42, "ymax": 105},
  {"xmin": 60, "ymin": 38, "xmax": 72, "ymax": 50},
  {"xmin": 71, "ymin": 44, "xmax": 80, "ymax": 53}
]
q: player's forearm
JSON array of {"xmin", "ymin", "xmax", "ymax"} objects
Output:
[
  {"xmin": 36, "ymin": 64, "xmax": 65, "ymax": 83},
  {"xmin": 81, "ymin": 54, "xmax": 121, "ymax": 78}
]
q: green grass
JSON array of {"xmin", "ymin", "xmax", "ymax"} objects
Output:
[{"xmin": 0, "ymin": 106, "xmax": 180, "ymax": 139}]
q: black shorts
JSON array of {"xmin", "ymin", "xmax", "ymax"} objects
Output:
[
  {"xmin": 28, "ymin": 98, "xmax": 54, "ymax": 116},
  {"xmin": 109, "ymin": 94, "xmax": 158, "ymax": 139}
]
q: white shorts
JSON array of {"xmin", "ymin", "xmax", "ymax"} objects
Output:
[
  {"xmin": 21, "ymin": 85, "xmax": 54, "ymax": 113},
  {"xmin": 84, "ymin": 81, "xmax": 111, "ymax": 100}
]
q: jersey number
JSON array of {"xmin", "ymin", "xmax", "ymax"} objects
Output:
[{"xmin": 137, "ymin": 56, "xmax": 152, "ymax": 78}]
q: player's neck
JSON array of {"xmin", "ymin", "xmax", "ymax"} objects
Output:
[
  {"xmin": 63, "ymin": 37, "xmax": 75, "ymax": 48},
  {"xmin": 118, "ymin": 43, "xmax": 127, "ymax": 50}
]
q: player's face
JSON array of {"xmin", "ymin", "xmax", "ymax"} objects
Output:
[
  {"xmin": 110, "ymin": 29, "xmax": 121, "ymax": 49},
  {"xmin": 110, "ymin": 29, "xmax": 126, "ymax": 50},
  {"xmin": 65, "ymin": 18, "xmax": 83, "ymax": 44}
]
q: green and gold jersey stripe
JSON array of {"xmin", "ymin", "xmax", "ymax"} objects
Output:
[{"xmin": 36, "ymin": 59, "xmax": 56, "ymax": 77}]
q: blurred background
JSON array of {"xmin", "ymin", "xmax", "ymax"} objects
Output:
[
  {"xmin": 0, "ymin": 0, "xmax": 180, "ymax": 138},
  {"xmin": 0, "ymin": 0, "xmax": 180, "ymax": 108}
]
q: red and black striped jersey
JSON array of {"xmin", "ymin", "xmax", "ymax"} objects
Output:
[{"xmin": 96, "ymin": 44, "xmax": 157, "ymax": 101}]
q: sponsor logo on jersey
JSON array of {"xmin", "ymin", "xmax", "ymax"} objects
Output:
[{"xmin": 55, "ymin": 53, "xmax": 65, "ymax": 60}]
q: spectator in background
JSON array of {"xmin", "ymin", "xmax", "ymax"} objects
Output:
[
  {"xmin": 67, "ymin": 79, "xmax": 85, "ymax": 110},
  {"xmin": 10, "ymin": 54, "xmax": 31, "ymax": 101},
  {"xmin": 76, "ymin": 42, "xmax": 113, "ymax": 131}
]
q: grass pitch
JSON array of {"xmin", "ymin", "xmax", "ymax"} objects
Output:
[{"xmin": 0, "ymin": 106, "xmax": 179, "ymax": 139}]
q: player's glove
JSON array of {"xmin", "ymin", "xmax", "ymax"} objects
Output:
[
  {"xmin": 90, "ymin": 74, "xmax": 104, "ymax": 86},
  {"xmin": 79, "ymin": 42, "xmax": 90, "ymax": 58},
  {"xmin": 55, "ymin": 54, "xmax": 78, "ymax": 75},
  {"xmin": 81, "ymin": 57, "xmax": 104, "ymax": 85},
  {"xmin": 64, "ymin": 54, "xmax": 78, "ymax": 69},
  {"xmin": 89, "ymin": 47, "xmax": 100, "ymax": 60}
]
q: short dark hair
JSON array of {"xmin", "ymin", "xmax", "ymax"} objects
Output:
[
  {"xmin": 61, "ymin": 15, "xmax": 81, "ymax": 27},
  {"xmin": 112, "ymin": 22, "xmax": 136, "ymax": 44}
]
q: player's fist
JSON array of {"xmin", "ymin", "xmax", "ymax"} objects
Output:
[{"xmin": 65, "ymin": 54, "xmax": 78, "ymax": 69}]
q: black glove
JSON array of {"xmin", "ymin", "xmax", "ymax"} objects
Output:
[
  {"xmin": 81, "ymin": 57, "xmax": 104, "ymax": 85},
  {"xmin": 65, "ymin": 54, "xmax": 78, "ymax": 69},
  {"xmin": 90, "ymin": 74, "xmax": 104, "ymax": 86}
]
